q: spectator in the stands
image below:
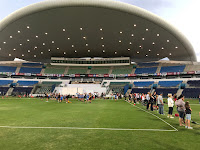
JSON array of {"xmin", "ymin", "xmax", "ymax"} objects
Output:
[{"xmin": 167, "ymin": 94, "xmax": 174, "ymax": 118}]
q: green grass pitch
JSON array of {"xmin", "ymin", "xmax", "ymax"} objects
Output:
[{"xmin": 0, "ymin": 97, "xmax": 199, "ymax": 150}]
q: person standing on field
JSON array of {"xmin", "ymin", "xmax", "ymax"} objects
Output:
[
  {"xmin": 167, "ymin": 94, "xmax": 174, "ymax": 118},
  {"xmin": 157, "ymin": 93, "xmax": 164, "ymax": 114}
]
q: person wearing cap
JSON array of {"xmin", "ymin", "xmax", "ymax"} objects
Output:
[
  {"xmin": 175, "ymin": 94, "xmax": 185, "ymax": 126},
  {"xmin": 157, "ymin": 93, "xmax": 164, "ymax": 114}
]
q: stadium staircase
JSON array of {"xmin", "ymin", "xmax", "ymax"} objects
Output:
[
  {"xmin": 64, "ymin": 66, "xmax": 69, "ymax": 74},
  {"xmin": 40, "ymin": 68, "xmax": 45, "ymax": 74},
  {"xmin": 15, "ymin": 66, "xmax": 21, "ymax": 74},
  {"xmin": 125, "ymin": 89, "xmax": 132, "ymax": 96},
  {"xmin": 176, "ymin": 89, "xmax": 184, "ymax": 97},
  {"xmin": 109, "ymin": 67, "xmax": 113, "ymax": 74},
  {"xmin": 156, "ymin": 64, "xmax": 162, "ymax": 73},
  {"xmin": 86, "ymin": 69, "xmax": 91, "ymax": 74},
  {"xmin": 6, "ymin": 80, "xmax": 17, "ymax": 96},
  {"xmin": 131, "ymin": 68, "xmax": 136, "ymax": 74},
  {"xmin": 6, "ymin": 88, "xmax": 14, "ymax": 96}
]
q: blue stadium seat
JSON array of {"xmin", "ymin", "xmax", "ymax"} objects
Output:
[
  {"xmin": 0, "ymin": 80, "xmax": 13, "ymax": 86},
  {"xmin": 131, "ymin": 88, "xmax": 151, "ymax": 94},
  {"xmin": 182, "ymin": 88, "xmax": 200, "ymax": 98},
  {"xmin": 135, "ymin": 67, "xmax": 157, "ymax": 74},
  {"xmin": 19, "ymin": 67, "xmax": 42, "ymax": 74},
  {"xmin": 13, "ymin": 87, "xmax": 33, "ymax": 94},
  {"xmin": 158, "ymin": 81, "xmax": 182, "ymax": 87},
  {"xmin": 187, "ymin": 80, "xmax": 200, "ymax": 87},
  {"xmin": 137, "ymin": 62, "xmax": 158, "ymax": 67},
  {"xmin": 0, "ymin": 87, "xmax": 9, "ymax": 95},
  {"xmin": 22, "ymin": 63, "xmax": 43, "ymax": 66},
  {"xmin": 134, "ymin": 81, "xmax": 154, "ymax": 87},
  {"xmin": 0, "ymin": 66, "xmax": 17, "ymax": 73},
  {"xmin": 160, "ymin": 65, "xmax": 185, "ymax": 73},
  {"xmin": 155, "ymin": 88, "xmax": 178, "ymax": 97},
  {"xmin": 17, "ymin": 81, "xmax": 38, "ymax": 86}
]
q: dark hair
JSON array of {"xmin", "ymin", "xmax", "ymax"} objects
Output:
[
  {"xmin": 185, "ymin": 101, "xmax": 190, "ymax": 109},
  {"xmin": 178, "ymin": 94, "xmax": 184, "ymax": 99}
]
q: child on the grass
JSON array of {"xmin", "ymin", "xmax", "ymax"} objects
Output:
[{"xmin": 185, "ymin": 101, "xmax": 193, "ymax": 129}]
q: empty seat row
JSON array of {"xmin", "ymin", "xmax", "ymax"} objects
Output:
[
  {"xmin": 134, "ymin": 81, "xmax": 154, "ymax": 87},
  {"xmin": 160, "ymin": 65, "xmax": 185, "ymax": 73},
  {"xmin": 158, "ymin": 81, "xmax": 182, "ymax": 87}
]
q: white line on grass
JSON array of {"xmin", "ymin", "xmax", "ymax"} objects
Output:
[
  {"xmin": 126, "ymin": 101, "xmax": 178, "ymax": 131},
  {"xmin": 0, "ymin": 126, "xmax": 177, "ymax": 131}
]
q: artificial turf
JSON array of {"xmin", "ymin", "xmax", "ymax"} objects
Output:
[{"xmin": 0, "ymin": 97, "xmax": 199, "ymax": 150}]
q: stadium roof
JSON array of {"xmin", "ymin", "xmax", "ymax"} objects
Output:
[{"xmin": 0, "ymin": 0, "xmax": 197, "ymax": 63}]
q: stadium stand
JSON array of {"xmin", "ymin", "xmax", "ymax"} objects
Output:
[
  {"xmin": 160, "ymin": 65, "xmax": 185, "ymax": 73},
  {"xmin": 182, "ymin": 88, "xmax": 200, "ymax": 98},
  {"xmin": 34, "ymin": 81, "xmax": 62, "ymax": 94},
  {"xmin": 17, "ymin": 81, "xmax": 38, "ymax": 86},
  {"xmin": 134, "ymin": 67, "xmax": 157, "ymax": 74},
  {"xmin": 155, "ymin": 88, "xmax": 178, "ymax": 97},
  {"xmin": 67, "ymin": 67, "xmax": 87, "ymax": 74},
  {"xmin": 0, "ymin": 87, "xmax": 9, "ymax": 95},
  {"xmin": 90, "ymin": 67, "xmax": 110, "ymax": 74},
  {"xmin": 134, "ymin": 81, "xmax": 154, "ymax": 87},
  {"xmin": 110, "ymin": 82, "xmax": 130, "ymax": 86},
  {"xmin": 137, "ymin": 62, "xmax": 159, "ymax": 67},
  {"xmin": 22, "ymin": 63, "xmax": 43, "ymax": 67},
  {"xmin": 111, "ymin": 66, "xmax": 133, "ymax": 74},
  {"xmin": 0, "ymin": 80, "xmax": 13, "ymax": 86},
  {"xmin": 44, "ymin": 68, "xmax": 65, "ymax": 74},
  {"xmin": 19, "ymin": 67, "xmax": 42, "ymax": 74},
  {"xmin": 12, "ymin": 87, "xmax": 33, "ymax": 95},
  {"xmin": 0, "ymin": 66, "xmax": 17, "ymax": 73},
  {"xmin": 187, "ymin": 80, "xmax": 200, "ymax": 87},
  {"xmin": 158, "ymin": 81, "xmax": 182, "ymax": 87},
  {"xmin": 131, "ymin": 88, "xmax": 151, "ymax": 94}
]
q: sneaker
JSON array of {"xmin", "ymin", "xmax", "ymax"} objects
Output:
[
  {"xmin": 167, "ymin": 116, "xmax": 169, "ymax": 118},
  {"xmin": 170, "ymin": 117, "xmax": 174, "ymax": 118},
  {"xmin": 188, "ymin": 127, "xmax": 193, "ymax": 129},
  {"xmin": 185, "ymin": 126, "xmax": 188, "ymax": 128}
]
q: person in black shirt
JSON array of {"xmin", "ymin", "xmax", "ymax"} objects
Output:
[{"xmin": 185, "ymin": 101, "xmax": 193, "ymax": 129}]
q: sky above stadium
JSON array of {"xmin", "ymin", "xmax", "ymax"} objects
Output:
[{"xmin": 0, "ymin": 0, "xmax": 200, "ymax": 61}]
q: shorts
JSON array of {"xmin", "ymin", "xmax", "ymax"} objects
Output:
[
  {"xmin": 178, "ymin": 111, "xmax": 184, "ymax": 119},
  {"xmin": 186, "ymin": 114, "xmax": 191, "ymax": 120}
]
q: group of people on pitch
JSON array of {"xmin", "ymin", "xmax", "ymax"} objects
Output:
[{"xmin": 127, "ymin": 92, "xmax": 193, "ymax": 129}]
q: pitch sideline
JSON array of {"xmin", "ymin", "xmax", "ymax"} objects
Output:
[{"xmin": 126, "ymin": 101, "xmax": 178, "ymax": 131}]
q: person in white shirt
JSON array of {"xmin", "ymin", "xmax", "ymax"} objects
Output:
[
  {"xmin": 167, "ymin": 94, "xmax": 174, "ymax": 118},
  {"xmin": 146, "ymin": 92, "xmax": 150, "ymax": 110}
]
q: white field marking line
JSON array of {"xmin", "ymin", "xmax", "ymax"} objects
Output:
[
  {"xmin": 0, "ymin": 126, "xmax": 176, "ymax": 131},
  {"xmin": 126, "ymin": 101, "xmax": 178, "ymax": 131}
]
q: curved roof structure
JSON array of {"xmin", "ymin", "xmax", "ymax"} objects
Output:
[{"xmin": 0, "ymin": 0, "xmax": 197, "ymax": 62}]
